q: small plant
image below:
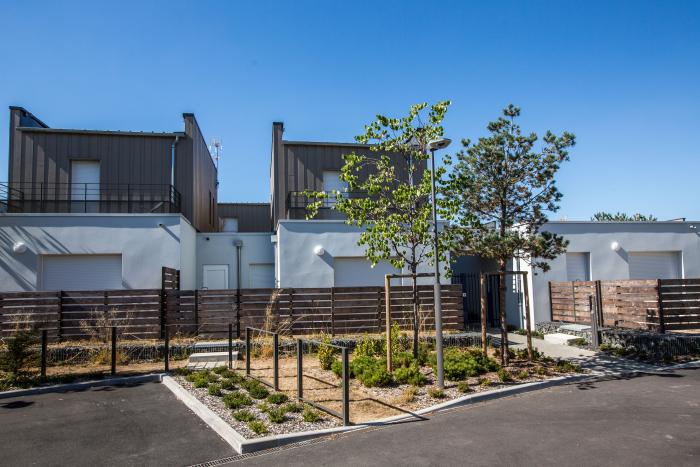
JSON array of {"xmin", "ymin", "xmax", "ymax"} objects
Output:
[
  {"xmin": 172, "ymin": 367, "xmax": 192, "ymax": 377},
  {"xmin": 331, "ymin": 359, "xmax": 343, "ymax": 378},
  {"xmin": 208, "ymin": 383, "xmax": 223, "ymax": 396},
  {"xmin": 517, "ymin": 369, "xmax": 530, "ymax": 380},
  {"xmin": 393, "ymin": 363, "xmax": 426, "ymax": 386},
  {"xmin": 554, "ymin": 360, "xmax": 581, "ymax": 373},
  {"xmin": 569, "ymin": 338, "xmax": 588, "ymax": 347},
  {"xmin": 284, "ymin": 402, "xmax": 304, "ymax": 413},
  {"xmin": 212, "ymin": 366, "xmax": 228, "ymax": 375},
  {"xmin": 317, "ymin": 333, "xmax": 338, "ymax": 370},
  {"xmin": 497, "ymin": 368, "xmax": 513, "ymax": 382},
  {"xmin": 248, "ymin": 420, "xmax": 268, "ymax": 435},
  {"xmin": 248, "ymin": 384, "xmax": 270, "ymax": 400},
  {"xmin": 428, "ymin": 387, "xmax": 445, "ymax": 399},
  {"xmin": 256, "ymin": 402, "xmax": 271, "ymax": 413},
  {"xmin": 233, "ymin": 409, "xmax": 257, "ymax": 422},
  {"xmin": 433, "ymin": 348, "xmax": 500, "ymax": 381},
  {"xmin": 193, "ymin": 376, "xmax": 209, "ymax": 388},
  {"xmin": 267, "ymin": 392, "xmax": 289, "ymax": 405},
  {"xmin": 534, "ymin": 366, "xmax": 546, "ymax": 376},
  {"xmin": 185, "ymin": 373, "xmax": 200, "ymax": 383},
  {"xmin": 398, "ymin": 386, "xmax": 419, "ymax": 404},
  {"xmin": 599, "ymin": 343, "xmax": 612, "ymax": 352},
  {"xmin": 302, "ymin": 406, "xmax": 321, "ymax": 422},
  {"xmin": 204, "ymin": 372, "xmax": 220, "ymax": 383},
  {"xmin": 357, "ymin": 364, "xmax": 393, "ymax": 388},
  {"xmin": 0, "ymin": 330, "xmax": 38, "ymax": 376},
  {"xmin": 354, "ymin": 333, "xmax": 383, "ymax": 359},
  {"xmin": 478, "ymin": 377, "xmax": 491, "ymax": 388},
  {"xmin": 267, "ymin": 407, "xmax": 286, "ymax": 424},
  {"xmin": 514, "ymin": 329, "xmax": 545, "ymax": 339},
  {"xmin": 220, "ymin": 378, "xmax": 235, "ymax": 390},
  {"xmin": 457, "ymin": 381, "xmax": 471, "ymax": 393},
  {"xmin": 223, "ymin": 392, "xmax": 252, "ymax": 409}
]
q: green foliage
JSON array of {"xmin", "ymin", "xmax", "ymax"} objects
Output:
[
  {"xmin": 393, "ymin": 363, "xmax": 426, "ymax": 386},
  {"xmin": 172, "ymin": 367, "xmax": 193, "ymax": 377},
  {"xmin": 233, "ymin": 409, "xmax": 257, "ymax": 422},
  {"xmin": 330, "ymin": 359, "xmax": 344, "ymax": 378},
  {"xmin": 478, "ymin": 378, "xmax": 492, "ymax": 387},
  {"xmin": 284, "ymin": 402, "xmax": 304, "ymax": 413},
  {"xmin": 554, "ymin": 360, "xmax": 581, "ymax": 373},
  {"xmin": 267, "ymin": 407, "xmax": 286, "ymax": 424},
  {"xmin": 434, "ymin": 348, "xmax": 500, "ymax": 381},
  {"xmin": 223, "ymin": 392, "xmax": 252, "ymax": 410},
  {"xmin": 457, "ymin": 381, "xmax": 471, "ymax": 393},
  {"xmin": 599, "ymin": 343, "xmax": 613, "ymax": 352},
  {"xmin": 317, "ymin": 333, "xmax": 338, "ymax": 371},
  {"xmin": 241, "ymin": 378, "xmax": 270, "ymax": 399},
  {"xmin": 591, "ymin": 211, "xmax": 657, "ymax": 222},
  {"xmin": 193, "ymin": 376, "xmax": 209, "ymax": 388},
  {"xmin": 256, "ymin": 402, "xmax": 271, "ymax": 413},
  {"xmin": 497, "ymin": 368, "xmax": 513, "ymax": 382},
  {"xmin": 267, "ymin": 392, "xmax": 289, "ymax": 405},
  {"xmin": 0, "ymin": 330, "xmax": 38, "ymax": 375},
  {"xmin": 354, "ymin": 334, "xmax": 384, "ymax": 359},
  {"xmin": 393, "ymin": 351, "xmax": 416, "ymax": 369},
  {"xmin": 220, "ymin": 369, "xmax": 241, "ymax": 383},
  {"xmin": 569, "ymin": 338, "xmax": 588, "ymax": 347},
  {"xmin": 350, "ymin": 356, "xmax": 393, "ymax": 387},
  {"xmin": 185, "ymin": 373, "xmax": 200, "ymax": 383},
  {"xmin": 428, "ymin": 387, "xmax": 445, "ymax": 399},
  {"xmin": 205, "ymin": 372, "xmax": 220, "ymax": 383},
  {"xmin": 208, "ymin": 383, "xmax": 222, "ymax": 396},
  {"xmin": 248, "ymin": 420, "xmax": 268, "ymax": 435},
  {"xmin": 212, "ymin": 366, "xmax": 228, "ymax": 375},
  {"xmin": 302, "ymin": 406, "xmax": 321, "ymax": 423},
  {"xmin": 514, "ymin": 329, "xmax": 544, "ymax": 339},
  {"xmin": 517, "ymin": 369, "xmax": 530, "ymax": 380},
  {"xmin": 534, "ymin": 366, "xmax": 547, "ymax": 376},
  {"xmin": 220, "ymin": 378, "xmax": 235, "ymax": 390}
]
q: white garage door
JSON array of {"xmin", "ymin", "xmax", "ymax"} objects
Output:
[
  {"xmin": 333, "ymin": 257, "xmax": 399, "ymax": 287},
  {"xmin": 628, "ymin": 252, "xmax": 681, "ymax": 279},
  {"xmin": 41, "ymin": 254, "xmax": 122, "ymax": 291},
  {"xmin": 566, "ymin": 252, "xmax": 590, "ymax": 281},
  {"xmin": 249, "ymin": 264, "xmax": 275, "ymax": 288}
]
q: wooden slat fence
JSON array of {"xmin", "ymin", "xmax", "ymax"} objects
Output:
[
  {"xmin": 1, "ymin": 285, "xmax": 463, "ymax": 341},
  {"xmin": 161, "ymin": 267, "xmax": 180, "ymax": 290},
  {"xmin": 550, "ymin": 278, "xmax": 700, "ymax": 333}
]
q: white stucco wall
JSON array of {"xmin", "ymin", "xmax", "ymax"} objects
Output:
[
  {"xmin": 530, "ymin": 221, "xmax": 700, "ymax": 324},
  {"xmin": 276, "ymin": 220, "xmax": 450, "ymax": 288},
  {"xmin": 0, "ymin": 213, "xmax": 195, "ymax": 291},
  {"xmin": 196, "ymin": 232, "xmax": 275, "ymax": 289}
]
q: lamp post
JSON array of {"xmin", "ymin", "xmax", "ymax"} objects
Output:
[{"xmin": 427, "ymin": 137, "xmax": 451, "ymax": 389}]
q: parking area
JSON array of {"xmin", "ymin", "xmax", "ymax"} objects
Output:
[{"xmin": 0, "ymin": 381, "xmax": 233, "ymax": 466}]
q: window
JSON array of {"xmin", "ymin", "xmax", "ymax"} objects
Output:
[
  {"xmin": 322, "ymin": 171, "xmax": 348, "ymax": 207},
  {"xmin": 566, "ymin": 252, "xmax": 590, "ymax": 281},
  {"xmin": 222, "ymin": 217, "xmax": 239, "ymax": 232},
  {"xmin": 71, "ymin": 160, "xmax": 100, "ymax": 212},
  {"xmin": 628, "ymin": 252, "xmax": 681, "ymax": 279}
]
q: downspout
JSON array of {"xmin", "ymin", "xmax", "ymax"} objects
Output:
[
  {"xmin": 170, "ymin": 135, "xmax": 180, "ymax": 188},
  {"xmin": 234, "ymin": 239, "xmax": 243, "ymax": 338}
]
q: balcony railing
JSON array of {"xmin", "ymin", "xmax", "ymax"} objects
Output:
[
  {"xmin": 287, "ymin": 191, "xmax": 365, "ymax": 210},
  {"xmin": 0, "ymin": 182, "xmax": 181, "ymax": 214}
]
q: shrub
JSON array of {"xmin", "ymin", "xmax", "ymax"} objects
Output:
[
  {"xmin": 221, "ymin": 369, "xmax": 242, "ymax": 383},
  {"xmin": 554, "ymin": 360, "xmax": 581, "ymax": 373},
  {"xmin": 457, "ymin": 381, "xmax": 471, "ymax": 393},
  {"xmin": 212, "ymin": 366, "xmax": 228, "ymax": 375},
  {"xmin": 434, "ymin": 348, "xmax": 500, "ymax": 381},
  {"xmin": 534, "ymin": 366, "xmax": 546, "ymax": 376},
  {"xmin": 497, "ymin": 369, "xmax": 513, "ymax": 382},
  {"xmin": 173, "ymin": 367, "xmax": 192, "ymax": 377},
  {"xmin": 317, "ymin": 333, "xmax": 338, "ymax": 370},
  {"xmin": 0, "ymin": 331, "xmax": 38, "ymax": 375},
  {"xmin": 331, "ymin": 359, "xmax": 344, "ymax": 378},
  {"xmin": 355, "ymin": 359, "xmax": 393, "ymax": 388},
  {"xmin": 256, "ymin": 402, "xmax": 271, "ymax": 413},
  {"xmin": 393, "ymin": 352, "xmax": 415, "ymax": 369},
  {"xmin": 208, "ymin": 383, "xmax": 223, "ymax": 396},
  {"xmin": 517, "ymin": 369, "xmax": 530, "ymax": 379},
  {"xmin": 185, "ymin": 373, "xmax": 200, "ymax": 383},
  {"xmin": 599, "ymin": 343, "xmax": 612, "ymax": 352},
  {"xmin": 193, "ymin": 376, "xmax": 209, "ymax": 388},
  {"xmin": 514, "ymin": 329, "xmax": 544, "ymax": 339},
  {"xmin": 248, "ymin": 420, "xmax": 268, "ymax": 435},
  {"xmin": 354, "ymin": 334, "xmax": 384, "ymax": 359},
  {"xmin": 220, "ymin": 378, "xmax": 235, "ymax": 390},
  {"xmin": 223, "ymin": 392, "xmax": 252, "ymax": 409},
  {"xmin": 393, "ymin": 363, "xmax": 426, "ymax": 386},
  {"xmin": 205, "ymin": 372, "xmax": 220, "ymax": 383},
  {"xmin": 247, "ymin": 384, "xmax": 269, "ymax": 400},
  {"xmin": 302, "ymin": 406, "xmax": 321, "ymax": 422},
  {"xmin": 478, "ymin": 378, "xmax": 492, "ymax": 387},
  {"xmin": 267, "ymin": 407, "xmax": 286, "ymax": 424},
  {"xmin": 398, "ymin": 386, "xmax": 418, "ymax": 404},
  {"xmin": 569, "ymin": 338, "xmax": 588, "ymax": 347},
  {"xmin": 284, "ymin": 402, "xmax": 304, "ymax": 413},
  {"xmin": 233, "ymin": 409, "xmax": 256, "ymax": 422},
  {"xmin": 428, "ymin": 387, "xmax": 445, "ymax": 399},
  {"xmin": 267, "ymin": 393, "xmax": 289, "ymax": 405}
]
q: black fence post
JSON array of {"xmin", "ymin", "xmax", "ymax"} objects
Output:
[
  {"xmin": 296, "ymin": 339, "xmax": 303, "ymax": 400},
  {"xmin": 228, "ymin": 323, "xmax": 233, "ymax": 370},
  {"xmin": 110, "ymin": 326, "xmax": 117, "ymax": 376},
  {"xmin": 245, "ymin": 327, "xmax": 251, "ymax": 377},
  {"xmin": 40, "ymin": 329, "xmax": 47, "ymax": 380},
  {"xmin": 273, "ymin": 332, "xmax": 279, "ymax": 391},
  {"xmin": 164, "ymin": 326, "xmax": 170, "ymax": 372},
  {"xmin": 589, "ymin": 296, "xmax": 600, "ymax": 350},
  {"xmin": 342, "ymin": 347, "xmax": 350, "ymax": 426}
]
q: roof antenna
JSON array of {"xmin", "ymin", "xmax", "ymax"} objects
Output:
[{"xmin": 209, "ymin": 138, "xmax": 223, "ymax": 170}]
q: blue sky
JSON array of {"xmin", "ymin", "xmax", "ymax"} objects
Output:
[{"xmin": 1, "ymin": 0, "xmax": 698, "ymax": 220}]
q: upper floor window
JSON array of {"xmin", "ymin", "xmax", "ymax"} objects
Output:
[
  {"xmin": 322, "ymin": 171, "xmax": 347, "ymax": 194},
  {"xmin": 222, "ymin": 217, "xmax": 239, "ymax": 232}
]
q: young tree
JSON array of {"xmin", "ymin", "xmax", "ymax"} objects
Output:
[
  {"xmin": 443, "ymin": 105, "xmax": 575, "ymax": 365},
  {"xmin": 305, "ymin": 101, "xmax": 452, "ymax": 358},
  {"xmin": 591, "ymin": 212, "xmax": 657, "ymax": 221}
]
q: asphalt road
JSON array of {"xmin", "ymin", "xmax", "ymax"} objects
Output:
[
  {"xmin": 223, "ymin": 368, "xmax": 700, "ymax": 467},
  {"xmin": 0, "ymin": 381, "xmax": 233, "ymax": 466}
]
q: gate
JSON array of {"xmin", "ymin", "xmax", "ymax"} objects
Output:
[{"xmin": 451, "ymin": 273, "xmax": 501, "ymax": 329}]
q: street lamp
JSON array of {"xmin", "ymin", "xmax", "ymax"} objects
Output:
[{"xmin": 427, "ymin": 137, "xmax": 451, "ymax": 389}]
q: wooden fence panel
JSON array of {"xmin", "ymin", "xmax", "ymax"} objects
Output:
[
  {"xmin": 550, "ymin": 281, "xmax": 596, "ymax": 324},
  {"xmin": 658, "ymin": 279, "xmax": 700, "ymax": 331}
]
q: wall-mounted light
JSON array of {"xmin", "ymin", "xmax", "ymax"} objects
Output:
[
  {"xmin": 12, "ymin": 241, "xmax": 27, "ymax": 254},
  {"xmin": 610, "ymin": 241, "xmax": 621, "ymax": 252},
  {"xmin": 157, "ymin": 223, "xmax": 165, "ymax": 228},
  {"xmin": 313, "ymin": 245, "xmax": 325, "ymax": 256}
]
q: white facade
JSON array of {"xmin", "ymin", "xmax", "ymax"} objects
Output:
[
  {"xmin": 196, "ymin": 232, "xmax": 275, "ymax": 289},
  {"xmin": 0, "ymin": 213, "xmax": 197, "ymax": 291},
  {"xmin": 275, "ymin": 220, "xmax": 450, "ymax": 288}
]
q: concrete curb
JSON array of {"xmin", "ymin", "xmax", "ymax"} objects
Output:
[{"xmin": 0, "ymin": 373, "xmax": 164, "ymax": 400}]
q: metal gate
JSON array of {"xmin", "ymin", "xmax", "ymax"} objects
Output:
[{"xmin": 451, "ymin": 273, "xmax": 501, "ymax": 329}]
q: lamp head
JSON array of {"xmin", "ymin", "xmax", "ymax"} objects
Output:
[{"xmin": 427, "ymin": 138, "xmax": 451, "ymax": 151}]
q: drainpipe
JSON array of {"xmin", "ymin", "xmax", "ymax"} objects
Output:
[
  {"xmin": 170, "ymin": 135, "xmax": 180, "ymax": 188},
  {"xmin": 234, "ymin": 239, "xmax": 243, "ymax": 290}
]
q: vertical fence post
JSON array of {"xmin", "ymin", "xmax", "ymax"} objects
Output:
[
  {"xmin": 40, "ymin": 329, "xmax": 47, "ymax": 380},
  {"xmin": 273, "ymin": 332, "xmax": 279, "ymax": 391},
  {"xmin": 480, "ymin": 273, "xmax": 488, "ymax": 355},
  {"xmin": 228, "ymin": 323, "xmax": 233, "ymax": 369},
  {"xmin": 548, "ymin": 281, "xmax": 553, "ymax": 322},
  {"xmin": 330, "ymin": 287, "xmax": 335, "ymax": 337},
  {"xmin": 384, "ymin": 275, "xmax": 392, "ymax": 372},
  {"xmin": 235, "ymin": 289, "xmax": 241, "ymax": 339},
  {"xmin": 342, "ymin": 347, "xmax": 350, "ymax": 426},
  {"xmin": 164, "ymin": 325, "xmax": 170, "ymax": 372},
  {"xmin": 245, "ymin": 327, "xmax": 251, "ymax": 376},
  {"xmin": 595, "ymin": 280, "xmax": 604, "ymax": 327},
  {"xmin": 194, "ymin": 290, "xmax": 199, "ymax": 336},
  {"xmin": 589, "ymin": 295, "xmax": 600, "ymax": 350},
  {"xmin": 57, "ymin": 291, "xmax": 63, "ymax": 340},
  {"xmin": 571, "ymin": 281, "xmax": 577, "ymax": 323},
  {"xmin": 656, "ymin": 279, "xmax": 666, "ymax": 334},
  {"xmin": 296, "ymin": 339, "xmax": 303, "ymax": 400},
  {"xmin": 110, "ymin": 326, "xmax": 117, "ymax": 375}
]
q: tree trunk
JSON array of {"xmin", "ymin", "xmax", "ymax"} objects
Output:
[
  {"xmin": 522, "ymin": 272, "xmax": 534, "ymax": 361},
  {"xmin": 480, "ymin": 273, "xmax": 488, "ymax": 355},
  {"xmin": 498, "ymin": 260, "xmax": 509, "ymax": 366},
  {"xmin": 412, "ymin": 273, "xmax": 419, "ymax": 359}
]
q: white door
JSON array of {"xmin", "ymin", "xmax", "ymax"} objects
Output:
[
  {"xmin": 71, "ymin": 160, "xmax": 100, "ymax": 212},
  {"xmin": 628, "ymin": 252, "xmax": 681, "ymax": 279},
  {"xmin": 333, "ymin": 257, "xmax": 398, "ymax": 287},
  {"xmin": 203, "ymin": 265, "xmax": 229, "ymax": 289},
  {"xmin": 249, "ymin": 263, "xmax": 275, "ymax": 288},
  {"xmin": 566, "ymin": 252, "xmax": 590, "ymax": 281},
  {"xmin": 41, "ymin": 254, "xmax": 122, "ymax": 291}
]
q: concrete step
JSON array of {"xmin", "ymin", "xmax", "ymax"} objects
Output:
[
  {"xmin": 188, "ymin": 351, "xmax": 238, "ymax": 363},
  {"xmin": 543, "ymin": 333, "xmax": 579, "ymax": 345},
  {"xmin": 559, "ymin": 324, "xmax": 591, "ymax": 332}
]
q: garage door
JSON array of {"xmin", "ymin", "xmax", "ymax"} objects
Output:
[
  {"xmin": 41, "ymin": 254, "xmax": 122, "ymax": 291},
  {"xmin": 628, "ymin": 252, "xmax": 681, "ymax": 280},
  {"xmin": 249, "ymin": 264, "xmax": 275, "ymax": 288},
  {"xmin": 333, "ymin": 257, "xmax": 399, "ymax": 287},
  {"xmin": 566, "ymin": 252, "xmax": 590, "ymax": 281}
]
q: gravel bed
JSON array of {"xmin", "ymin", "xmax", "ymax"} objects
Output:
[{"xmin": 173, "ymin": 375, "xmax": 340, "ymax": 439}]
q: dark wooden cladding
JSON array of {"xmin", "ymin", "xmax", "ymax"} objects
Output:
[
  {"xmin": 218, "ymin": 202, "xmax": 272, "ymax": 232},
  {"xmin": 0, "ymin": 285, "xmax": 463, "ymax": 341},
  {"xmin": 550, "ymin": 279, "xmax": 700, "ymax": 332},
  {"xmin": 7, "ymin": 107, "xmax": 218, "ymax": 232}
]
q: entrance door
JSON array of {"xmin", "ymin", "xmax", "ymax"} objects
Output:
[
  {"xmin": 203, "ymin": 265, "xmax": 229, "ymax": 290},
  {"xmin": 71, "ymin": 160, "xmax": 100, "ymax": 212}
]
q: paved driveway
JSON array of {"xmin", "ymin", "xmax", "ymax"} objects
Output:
[
  {"xmin": 219, "ymin": 367, "xmax": 699, "ymax": 467},
  {"xmin": 0, "ymin": 381, "xmax": 232, "ymax": 466}
]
